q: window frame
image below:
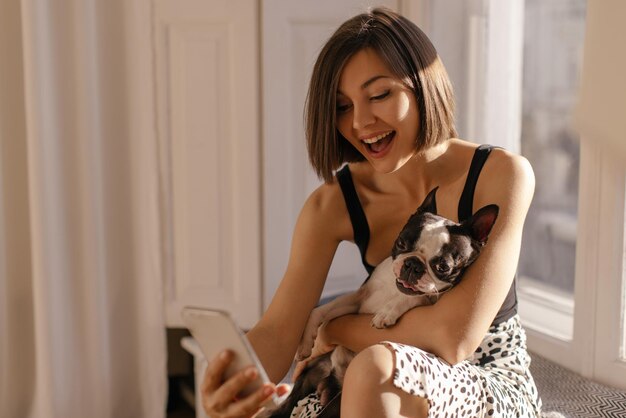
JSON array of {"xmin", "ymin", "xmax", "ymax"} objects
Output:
[{"xmin": 584, "ymin": 144, "xmax": 626, "ymax": 387}]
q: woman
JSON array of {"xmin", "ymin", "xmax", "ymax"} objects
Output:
[{"xmin": 201, "ymin": 7, "xmax": 541, "ymax": 418}]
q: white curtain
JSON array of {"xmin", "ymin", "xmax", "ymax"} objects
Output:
[{"xmin": 0, "ymin": 1, "xmax": 167, "ymax": 417}]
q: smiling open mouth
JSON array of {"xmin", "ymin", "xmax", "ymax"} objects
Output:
[
  {"xmin": 395, "ymin": 278, "xmax": 426, "ymax": 295},
  {"xmin": 362, "ymin": 131, "xmax": 395, "ymax": 155}
]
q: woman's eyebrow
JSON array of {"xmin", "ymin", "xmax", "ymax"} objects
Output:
[
  {"xmin": 361, "ymin": 75, "xmax": 390, "ymax": 89},
  {"xmin": 337, "ymin": 75, "xmax": 392, "ymax": 97}
]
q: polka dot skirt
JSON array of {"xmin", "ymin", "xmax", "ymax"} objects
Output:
[
  {"xmin": 288, "ymin": 395, "xmax": 323, "ymax": 418},
  {"xmin": 290, "ymin": 315, "xmax": 542, "ymax": 417}
]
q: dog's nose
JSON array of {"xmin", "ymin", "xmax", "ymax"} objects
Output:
[{"xmin": 404, "ymin": 257, "xmax": 425, "ymax": 276}]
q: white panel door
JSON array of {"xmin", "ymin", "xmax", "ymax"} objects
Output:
[
  {"xmin": 262, "ymin": 0, "xmax": 398, "ymax": 308},
  {"xmin": 154, "ymin": 0, "xmax": 261, "ymax": 328}
]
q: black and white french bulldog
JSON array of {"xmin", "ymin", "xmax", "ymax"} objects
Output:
[{"xmin": 266, "ymin": 187, "xmax": 499, "ymax": 418}]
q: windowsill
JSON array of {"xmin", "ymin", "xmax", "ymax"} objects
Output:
[{"xmin": 518, "ymin": 276, "xmax": 574, "ymax": 341}]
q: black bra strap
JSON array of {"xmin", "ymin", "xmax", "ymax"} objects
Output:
[
  {"xmin": 336, "ymin": 166, "xmax": 375, "ymax": 274},
  {"xmin": 458, "ymin": 145, "xmax": 498, "ymax": 221}
]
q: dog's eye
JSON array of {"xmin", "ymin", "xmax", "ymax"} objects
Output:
[
  {"xmin": 434, "ymin": 261, "xmax": 450, "ymax": 274},
  {"xmin": 395, "ymin": 239, "xmax": 409, "ymax": 252}
]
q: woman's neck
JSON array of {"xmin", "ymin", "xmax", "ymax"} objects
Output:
[{"xmin": 368, "ymin": 140, "xmax": 454, "ymax": 198}]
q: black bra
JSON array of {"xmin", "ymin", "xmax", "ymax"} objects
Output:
[{"xmin": 336, "ymin": 144, "xmax": 517, "ymax": 325}]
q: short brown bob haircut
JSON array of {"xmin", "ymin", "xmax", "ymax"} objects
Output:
[{"xmin": 305, "ymin": 7, "xmax": 457, "ymax": 183}]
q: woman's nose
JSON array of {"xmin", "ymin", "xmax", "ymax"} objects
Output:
[{"xmin": 352, "ymin": 104, "xmax": 376, "ymax": 130}]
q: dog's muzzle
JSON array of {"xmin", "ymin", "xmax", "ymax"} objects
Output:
[{"xmin": 401, "ymin": 256, "xmax": 425, "ymax": 282}]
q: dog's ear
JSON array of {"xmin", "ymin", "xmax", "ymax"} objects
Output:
[
  {"xmin": 464, "ymin": 204, "xmax": 499, "ymax": 244},
  {"xmin": 417, "ymin": 187, "xmax": 438, "ymax": 215}
]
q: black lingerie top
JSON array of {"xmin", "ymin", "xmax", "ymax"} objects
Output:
[{"xmin": 335, "ymin": 144, "xmax": 517, "ymax": 325}]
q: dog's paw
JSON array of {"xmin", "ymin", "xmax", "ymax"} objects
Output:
[{"xmin": 371, "ymin": 312, "xmax": 398, "ymax": 329}]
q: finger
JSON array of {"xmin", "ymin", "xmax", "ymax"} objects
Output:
[
  {"xmin": 213, "ymin": 366, "xmax": 260, "ymax": 411},
  {"xmin": 310, "ymin": 341, "xmax": 335, "ymax": 359},
  {"xmin": 201, "ymin": 350, "xmax": 233, "ymax": 395},
  {"xmin": 293, "ymin": 360, "xmax": 308, "ymax": 381},
  {"xmin": 276, "ymin": 384, "xmax": 291, "ymax": 397},
  {"xmin": 226, "ymin": 384, "xmax": 276, "ymax": 418}
]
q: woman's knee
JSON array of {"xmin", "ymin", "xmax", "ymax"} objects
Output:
[
  {"xmin": 343, "ymin": 344, "xmax": 430, "ymax": 417},
  {"xmin": 344, "ymin": 344, "xmax": 395, "ymax": 387}
]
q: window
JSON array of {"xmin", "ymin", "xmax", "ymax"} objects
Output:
[{"xmin": 517, "ymin": 0, "xmax": 586, "ymax": 341}]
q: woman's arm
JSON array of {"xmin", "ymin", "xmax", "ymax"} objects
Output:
[
  {"xmin": 200, "ymin": 181, "xmax": 350, "ymax": 418},
  {"xmin": 322, "ymin": 150, "xmax": 535, "ymax": 365},
  {"xmin": 246, "ymin": 182, "xmax": 350, "ymax": 382}
]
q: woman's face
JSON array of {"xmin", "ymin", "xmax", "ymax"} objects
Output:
[{"xmin": 336, "ymin": 48, "xmax": 419, "ymax": 173}]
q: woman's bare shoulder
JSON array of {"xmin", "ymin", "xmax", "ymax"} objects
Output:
[
  {"xmin": 476, "ymin": 147, "xmax": 535, "ymax": 211},
  {"xmin": 299, "ymin": 174, "xmax": 353, "ymax": 242}
]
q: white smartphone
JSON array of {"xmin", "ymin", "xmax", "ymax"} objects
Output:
[{"xmin": 181, "ymin": 307, "xmax": 278, "ymax": 407}]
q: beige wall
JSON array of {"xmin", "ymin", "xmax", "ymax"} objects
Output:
[{"xmin": 575, "ymin": 0, "xmax": 626, "ymax": 160}]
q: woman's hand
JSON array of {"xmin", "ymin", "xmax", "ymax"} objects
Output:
[
  {"xmin": 293, "ymin": 322, "xmax": 337, "ymax": 380},
  {"xmin": 201, "ymin": 350, "xmax": 290, "ymax": 418}
]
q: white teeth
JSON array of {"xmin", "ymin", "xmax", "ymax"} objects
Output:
[{"xmin": 362, "ymin": 131, "xmax": 392, "ymax": 144}]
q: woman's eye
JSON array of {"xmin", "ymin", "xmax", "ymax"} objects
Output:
[
  {"xmin": 336, "ymin": 103, "xmax": 352, "ymax": 113},
  {"xmin": 371, "ymin": 90, "xmax": 390, "ymax": 101}
]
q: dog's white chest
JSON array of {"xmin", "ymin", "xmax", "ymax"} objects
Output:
[{"xmin": 359, "ymin": 257, "xmax": 430, "ymax": 313}]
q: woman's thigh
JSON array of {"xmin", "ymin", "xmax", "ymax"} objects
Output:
[{"xmin": 342, "ymin": 344, "xmax": 429, "ymax": 418}]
